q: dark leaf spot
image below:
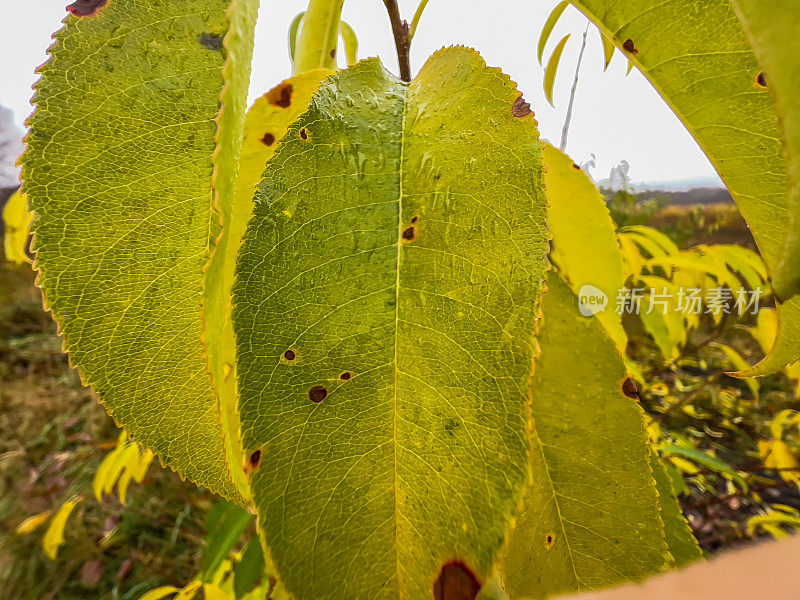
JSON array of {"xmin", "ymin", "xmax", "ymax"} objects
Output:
[
  {"xmin": 268, "ymin": 83, "xmax": 293, "ymax": 108},
  {"xmin": 261, "ymin": 132, "xmax": 276, "ymax": 146},
  {"xmin": 622, "ymin": 377, "xmax": 640, "ymax": 401},
  {"xmin": 249, "ymin": 450, "xmax": 261, "ymax": 467},
  {"xmin": 66, "ymin": 0, "xmax": 108, "ymax": 16},
  {"xmin": 411, "ymin": 216, "xmax": 419, "ymax": 224},
  {"xmin": 622, "ymin": 39, "xmax": 638, "ymax": 55},
  {"xmin": 244, "ymin": 449, "xmax": 262, "ymax": 475},
  {"xmin": 545, "ymin": 532, "xmax": 556, "ymax": 549},
  {"xmin": 402, "ymin": 226, "xmax": 416, "ymax": 241},
  {"xmin": 572, "ymin": 163, "xmax": 580, "ymax": 170},
  {"xmin": 340, "ymin": 371, "xmax": 351, "ymax": 381},
  {"xmin": 283, "ymin": 349, "xmax": 296, "ymax": 361},
  {"xmin": 309, "ymin": 385, "xmax": 327, "ymax": 403},
  {"xmin": 433, "ymin": 561, "xmax": 481, "ymax": 600},
  {"xmin": 199, "ymin": 33, "xmax": 223, "ymax": 52},
  {"xmin": 512, "ymin": 95, "xmax": 533, "ymax": 118},
  {"xmin": 299, "ymin": 128, "xmax": 308, "ymax": 140},
  {"xmin": 756, "ymin": 71, "xmax": 768, "ymax": 88},
  {"xmin": 330, "ymin": 48, "xmax": 337, "ymax": 59}
]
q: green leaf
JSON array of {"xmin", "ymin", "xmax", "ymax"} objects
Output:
[
  {"xmin": 233, "ymin": 48, "xmax": 549, "ymax": 600},
  {"xmin": 600, "ymin": 30, "xmax": 615, "ymax": 70},
  {"xmin": 22, "ymin": 0, "xmax": 259, "ymax": 500},
  {"xmin": 538, "ymin": 1, "xmax": 570, "ymax": 64},
  {"xmin": 293, "ymin": 0, "xmax": 343, "ymax": 74},
  {"xmin": 288, "ymin": 12, "xmax": 305, "ymax": 62},
  {"xmin": 569, "ymin": 0, "xmax": 800, "ymax": 375},
  {"xmin": 650, "ymin": 452, "xmax": 703, "ymax": 568},
  {"xmin": 661, "ymin": 445, "xmax": 748, "ymax": 492},
  {"xmin": 233, "ymin": 537, "xmax": 265, "ymax": 599},
  {"xmin": 201, "ymin": 502, "xmax": 253, "ymax": 583},
  {"xmin": 544, "ymin": 34, "xmax": 571, "ymax": 106},
  {"xmin": 544, "ymin": 143, "xmax": 627, "ymax": 352},
  {"xmin": 2, "ymin": 190, "xmax": 31, "ymax": 265},
  {"xmin": 500, "ymin": 273, "xmax": 668, "ymax": 598},
  {"xmin": 729, "ymin": 1, "xmax": 800, "ymax": 304},
  {"xmin": 710, "ymin": 342, "xmax": 760, "ymax": 401},
  {"xmin": 339, "ymin": 21, "xmax": 359, "ymax": 66}
]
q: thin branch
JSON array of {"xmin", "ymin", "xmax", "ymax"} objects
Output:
[
  {"xmin": 382, "ymin": 0, "xmax": 411, "ymax": 82},
  {"xmin": 559, "ymin": 23, "xmax": 589, "ymax": 152}
]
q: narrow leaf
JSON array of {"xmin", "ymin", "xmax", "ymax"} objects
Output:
[
  {"xmin": 544, "ymin": 34, "xmax": 571, "ymax": 106},
  {"xmin": 600, "ymin": 30, "xmax": 615, "ymax": 70},
  {"xmin": 200, "ymin": 503, "xmax": 253, "ymax": 582},
  {"xmin": 42, "ymin": 498, "xmax": 80, "ymax": 560},
  {"xmin": 339, "ymin": 21, "xmax": 359, "ymax": 66},
  {"xmin": 233, "ymin": 537, "xmax": 265, "ymax": 598},
  {"xmin": 288, "ymin": 12, "xmax": 305, "ymax": 61},
  {"xmin": 139, "ymin": 587, "xmax": 180, "ymax": 600},
  {"xmin": 233, "ymin": 48, "xmax": 549, "ymax": 600},
  {"xmin": 16, "ymin": 511, "xmax": 52, "ymax": 536},
  {"xmin": 538, "ymin": 1, "xmax": 570, "ymax": 64},
  {"xmin": 500, "ymin": 274, "xmax": 669, "ymax": 598}
]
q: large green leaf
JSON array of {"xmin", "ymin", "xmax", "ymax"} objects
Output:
[
  {"xmin": 500, "ymin": 273, "xmax": 670, "ymax": 599},
  {"xmin": 22, "ymin": 0, "xmax": 259, "ymax": 500},
  {"xmin": 569, "ymin": 0, "xmax": 800, "ymax": 375},
  {"xmin": 233, "ymin": 48, "xmax": 549, "ymax": 600}
]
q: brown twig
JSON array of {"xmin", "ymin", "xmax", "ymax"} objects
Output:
[{"xmin": 382, "ymin": 0, "xmax": 411, "ymax": 82}]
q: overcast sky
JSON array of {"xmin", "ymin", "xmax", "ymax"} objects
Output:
[{"xmin": 0, "ymin": 0, "xmax": 722, "ymax": 186}]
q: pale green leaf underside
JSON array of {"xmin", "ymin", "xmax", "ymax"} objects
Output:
[
  {"xmin": 23, "ymin": 0, "xmax": 258, "ymax": 500},
  {"xmin": 233, "ymin": 48, "xmax": 549, "ymax": 600},
  {"xmin": 570, "ymin": 0, "xmax": 800, "ymax": 375},
  {"xmin": 500, "ymin": 274, "xmax": 669, "ymax": 599}
]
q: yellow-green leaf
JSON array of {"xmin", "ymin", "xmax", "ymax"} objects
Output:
[
  {"xmin": 22, "ymin": 0, "xmax": 259, "ymax": 500},
  {"xmin": 570, "ymin": 0, "xmax": 800, "ymax": 375},
  {"xmin": 730, "ymin": 1, "xmax": 800, "ymax": 304},
  {"xmin": 544, "ymin": 143, "xmax": 626, "ymax": 351},
  {"xmin": 538, "ymin": 1, "xmax": 570, "ymax": 64},
  {"xmin": 139, "ymin": 587, "xmax": 181, "ymax": 600},
  {"xmin": 544, "ymin": 34, "xmax": 571, "ymax": 106},
  {"xmin": 15, "ymin": 511, "xmax": 52, "ymax": 536},
  {"xmin": 650, "ymin": 452, "xmax": 703, "ymax": 568},
  {"xmin": 339, "ymin": 21, "xmax": 359, "ymax": 66},
  {"xmin": 500, "ymin": 274, "xmax": 670, "ymax": 598},
  {"xmin": 2, "ymin": 189, "xmax": 31, "ymax": 264},
  {"xmin": 42, "ymin": 498, "xmax": 80, "ymax": 560},
  {"xmin": 233, "ymin": 49, "xmax": 549, "ymax": 600}
]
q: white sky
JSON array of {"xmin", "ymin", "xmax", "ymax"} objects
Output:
[{"xmin": 0, "ymin": 0, "xmax": 721, "ymax": 186}]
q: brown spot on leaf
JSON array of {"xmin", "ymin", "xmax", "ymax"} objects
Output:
[
  {"xmin": 622, "ymin": 377, "xmax": 640, "ymax": 401},
  {"xmin": 284, "ymin": 349, "xmax": 296, "ymax": 361},
  {"xmin": 756, "ymin": 71, "xmax": 768, "ymax": 88},
  {"xmin": 299, "ymin": 128, "xmax": 308, "ymax": 140},
  {"xmin": 545, "ymin": 532, "xmax": 556, "ymax": 549},
  {"xmin": 512, "ymin": 95, "xmax": 533, "ymax": 118},
  {"xmin": 572, "ymin": 163, "xmax": 580, "ymax": 170},
  {"xmin": 622, "ymin": 39, "xmax": 638, "ymax": 55},
  {"xmin": 433, "ymin": 561, "xmax": 481, "ymax": 600},
  {"xmin": 261, "ymin": 132, "xmax": 276, "ymax": 146},
  {"xmin": 309, "ymin": 385, "xmax": 327, "ymax": 403},
  {"xmin": 244, "ymin": 449, "xmax": 262, "ymax": 475},
  {"xmin": 66, "ymin": 0, "xmax": 108, "ymax": 16},
  {"xmin": 340, "ymin": 371, "xmax": 351, "ymax": 381},
  {"xmin": 268, "ymin": 83, "xmax": 293, "ymax": 108},
  {"xmin": 199, "ymin": 33, "xmax": 223, "ymax": 51},
  {"xmin": 411, "ymin": 216, "xmax": 419, "ymax": 224},
  {"xmin": 402, "ymin": 226, "xmax": 416, "ymax": 241},
  {"xmin": 330, "ymin": 48, "xmax": 337, "ymax": 60}
]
